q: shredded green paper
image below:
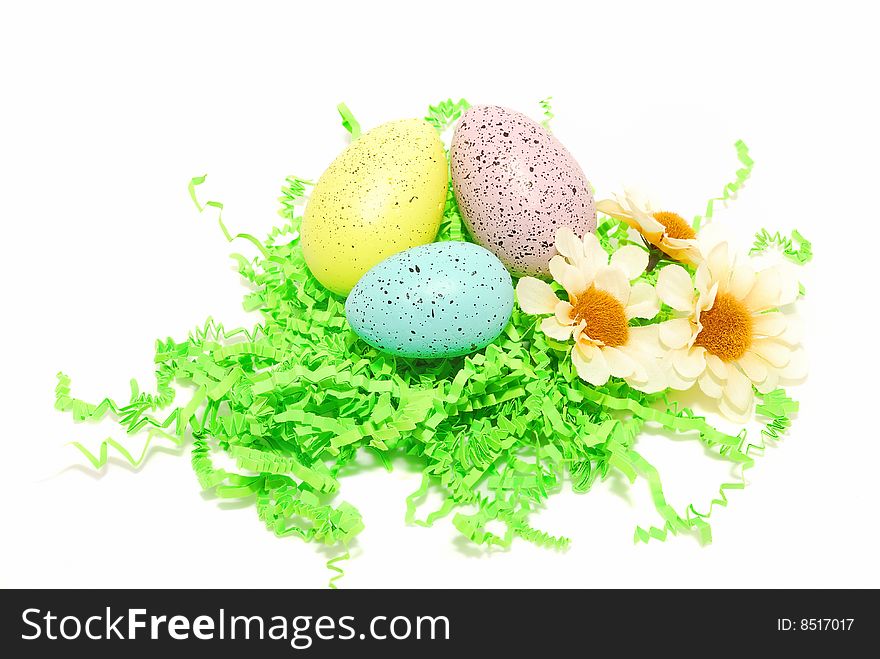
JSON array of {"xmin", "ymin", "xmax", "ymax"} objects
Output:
[
  {"xmin": 539, "ymin": 96, "xmax": 554, "ymax": 131},
  {"xmin": 750, "ymin": 228, "xmax": 813, "ymax": 265},
  {"xmin": 55, "ymin": 100, "xmax": 808, "ymax": 587}
]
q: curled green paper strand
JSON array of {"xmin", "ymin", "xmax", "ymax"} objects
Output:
[
  {"xmin": 750, "ymin": 228, "xmax": 813, "ymax": 265},
  {"xmin": 596, "ymin": 215, "xmax": 636, "ymax": 254},
  {"xmin": 424, "ymin": 98, "xmax": 471, "ymax": 134},
  {"xmin": 750, "ymin": 228, "xmax": 812, "ymax": 296},
  {"xmin": 693, "ymin": 139, "xmax": 754, "ymax": 230},
  {"xmin": 670, "ymin": 388, "xmax": 798, "ymax": 532},
  {"xmin": 337, "ymin": 103, "xmax": 361, "ymax": 140},
  {"xmin": 326, "ymin": 551, "xmax": 350, "ymax": 590},
  {"xmin": 539, "ymin": 96, "xmax": 554, "ymax": 131},
  {"xmin": 188, "ymin": 175, "xmax": 269, "ymax": 259},
  {"xmin": 56, "ymin": 101, "xmax": 804, "ymax": 586},
  {"xmin": 278, "ymin": 176, "xmax": 313, "ymax": 221},
  {"xmin": 68, "ymin": 430, "xmax": 182, "ymax": 470}
]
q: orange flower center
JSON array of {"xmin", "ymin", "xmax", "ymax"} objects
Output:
[
  {"xmin": 569, "ymin": 286, "xmax": 629, "ymax": 347},
  {"xmin": 694, "ymin": 292, "xmax": 753, "ymax": 361},
  {"xmin": 652, "ymin": 212, "xmax": 696, "ymax": 240}
]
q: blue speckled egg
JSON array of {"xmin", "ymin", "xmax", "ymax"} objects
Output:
[{"xmin": 345, "ymin": 242, "xmax": 514, "ymax": 358}]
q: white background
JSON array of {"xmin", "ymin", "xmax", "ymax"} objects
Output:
[{"xmin": 1, "ymin": 0, "xmax": 878, "ymax": 589}]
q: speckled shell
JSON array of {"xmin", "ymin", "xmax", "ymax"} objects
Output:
[
  {"xmin": 302, "ymin": 119, "xmax": 448, "ymax": 295},
  {"xmin": 345, "ymin": 242, "xmax": 514, "ymax": 359},
  {"xmin": 450, "ymin": 105, "xmax": 596, "ymax": 277}
]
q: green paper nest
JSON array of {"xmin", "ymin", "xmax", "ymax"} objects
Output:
[{"xmin": 55, "ymin": 99, "xmax": 809, "ymax": 587}]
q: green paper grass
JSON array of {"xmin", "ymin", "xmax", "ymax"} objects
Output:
[
  {"xmin": 55, "ymin": 100, "xmax": 807, "ymax": 587},
  {"xmin": 539, "ymin": 96, "xmax": 554, "ymax": 131}
]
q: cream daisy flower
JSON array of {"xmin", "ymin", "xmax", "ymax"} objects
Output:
[
  {"xmin": 654, "ymin": 241, "xmax": 806, "ymax": 422},
  {"xmin": 596, "ymin": 190, "xmax": 702, "ymax": 265},
  {"xmin": 516, "ymin": 227, "xmax": 666, "ymax": 393}
]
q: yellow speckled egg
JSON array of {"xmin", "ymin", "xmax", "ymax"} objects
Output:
[{"xmin": 302, "ymin": 119, "xmax": 448, "ymax": 295}]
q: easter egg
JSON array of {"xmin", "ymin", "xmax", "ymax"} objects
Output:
[
  {"xmin": 450, "ymin": 105, "xmax": 596, "ymax": 277},
  {"xmin": 302, "ymin": 119, "xmax": 448, "ymax": 295},
  {"xmin": 345, "ymin": 242, "xmax": 514, "ymax": 358}
]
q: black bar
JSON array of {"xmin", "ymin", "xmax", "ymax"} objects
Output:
[{"xmin": 1, "ymin": 589, "xmax": 875, "ymax": 656}]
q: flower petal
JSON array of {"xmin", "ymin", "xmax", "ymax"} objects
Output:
[
  {"xmin": 673, "ymin": 346, "xmax": 707, "ymax": 379},
  {"xmin": 658, "ymin": 318, "xmax": 693, "ymax": 350},
  {"xmin": 541, "ymin": 316, "xmax": 574, "ymax": 341},
  {"xmin": 595, "ymin": 198, "xmax": 630, "ymax": 220},
  {"xmin": 722, "ymin": 366, "xmax": 753, "ymax": 413},
  {"xmin": 516, "ymin": 277, "xmax": 560, "ymax": 315},
  {"xmin": 582, "ymin": 232, "xmax": 610, "ymax": 269},
  {"xmin": 620, "ymin": 345, "xmax": 667, "ymax": 394},
  {"xmin": 663, "ymin": 236, "xmax": 698, "ymax": 249},
  {"xmin": 780, "ymin": 347, "xmax": 808, "ymax": 380},
  {"xmin": 705, "ymin": 353, "xmax": 728, "ymax": 380},
  {"xmin": 594, "ymin": 266, "xmax": 631, "ymax": 304},
  {"xmin": 756, "ymin": 369, "xmax": 779, "ymax": 394},
  {"xmin": 695, "ymin": 261, "xmax": 712, "ymax": 300},
  {"xmin": 571, "ymin": 318, "xmax": 588, "ymax": 344},
  {"xmin": 718, "ymin": 395, "xmax": 752, "ymax": 424},
  {"xmin": 635, "ymin": 216, "xmax": 666, "ymax": 240},
  {"xmin": 695, "ymin": 222, "xmax": 728, "ymax": 261},
  {"xmin": 698, "ymin": 369, "xmax": 724, "ymax": 398},
  {"xmin": 554, "ymin": 300, "xmax": 575, "ymax": 325},
  {"xmin": 777, "ymin": 314, "xmax": 804, "ymax": 345},
  {"xmin": 601, "ymin": 346, "xmax": 637, "ymax": 378},
  {"xmin": 775, "ymin": 264, "xmax": 800, "ymax": 306},
  {"xmin": 631, "ymin": 364, "xmax": 667, "ymax": 393},
  {"xmin": 750, "ymin": 338, "xmax": 792, "ymax": 368},
  {"xmin": 728, "ymin": 260, "xmax": 756, "ymax": 300},
  {"xmin": 627, "ymin": 324, "xmax": 664, "ymax": 356},
  {"xmin": 625, "ymin": 281, "xmax": 660, "ymax": 319},
  {"xmin": 737, "ymin": 351, "xmax": 768, "ymax": 384},
  {"xmin": 742, "ymin": 267, "xmax": 783, "ymax": 312},
  {"xmin": 571, "ymin": 342, "xmax": 611, "ymax": 386},
  {"xmin": 663, "ymin": 350, "xmax": 697, "ymax": 390},
  {"xmin": 610, "ymin": 245, "xmax": 649, "ymax": 280},
  {"xmin": 555, "ymin": 226, "xmax": 585, "ymax": 265},
  {"xmin": 625, "ymin": 196, "xmax": 665, "ymax": 239},
  {"xmin": 696, "ymin": 281, "xmax": 718, "ymax": 315},
  {"xmin": 751, "ymin": 312, "xmax": 787, "ymax": 338},
  {"xmin": 656, "ymin": 264, "xmax": 695, "ymax": 312},
  {"xmin": 706, "ymin": 241, "xmax": 731, "ymax": 289},
  {"xmin": 549, "ymin": 255, "xmax": 587, "ymax": 297}
]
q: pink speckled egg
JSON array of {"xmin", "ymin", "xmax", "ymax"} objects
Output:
[{"xmin": 450, "ymin": 105, "xmax": 596, "ymax": 277}]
